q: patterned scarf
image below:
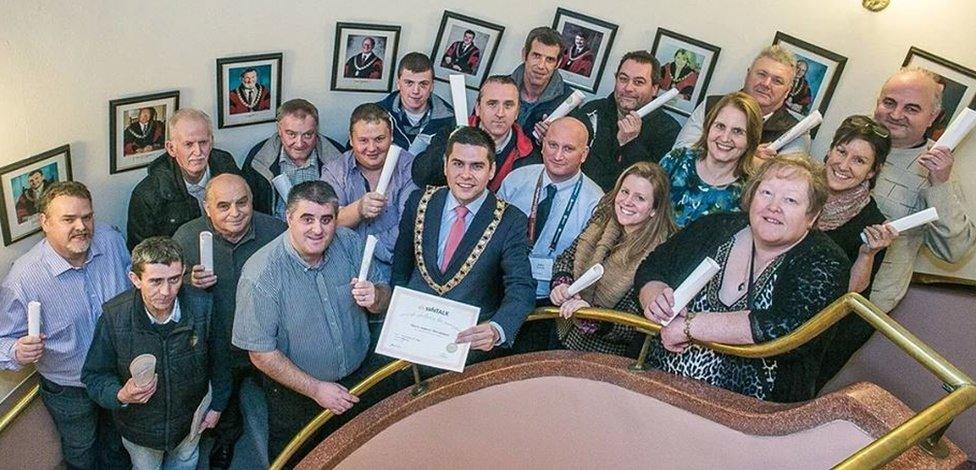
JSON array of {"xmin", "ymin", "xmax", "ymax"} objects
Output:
[{"xmin": 817, "ymin": 180, "xmax": 871, "ymax": 231}]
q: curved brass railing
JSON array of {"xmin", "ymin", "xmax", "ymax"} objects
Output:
[
  {"xmin": 0, "ymin": 383, "xmax": 39, "ymax": 435},
  {"xmin": 272, "ymin": 292, "xmax": 976, "ymax": 469}
]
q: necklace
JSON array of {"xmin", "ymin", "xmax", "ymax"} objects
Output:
[
  {"xmin": 127, "ymin": 122, "xmax": 153, "ymax": 139},
  {"xmin": 236, "ymin": 85, "xmax": 262, "ymax": 110},
  {"xmin": 353, "ymin": 53, "xmax": 378, "ymax": 72}
]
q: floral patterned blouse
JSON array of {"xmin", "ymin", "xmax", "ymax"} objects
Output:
[{"xmin": 659, "ymin": 147, "xmax": 744, "ymax": 228}]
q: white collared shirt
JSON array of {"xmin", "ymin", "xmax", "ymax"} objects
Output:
[{"xmin": 145, "ymin": 298, "xmax": 181, "ymax": 325}]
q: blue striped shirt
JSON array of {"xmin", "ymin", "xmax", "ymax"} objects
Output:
[
  {"xmin": 0, "ymin": 224, "xmax": 131, "ymax": 387},
  {"xmin": 232, "ymin": 228, "xmax": 379, "ymax": 382}
]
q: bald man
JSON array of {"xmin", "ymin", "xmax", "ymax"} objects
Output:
[
  {"xmin": 171, "ymin": 174, "xmax": 286, "ymax": 467},
  {"xmin": 870, "ymin": 68, "xmax": 975, "ymax": 312},
  {"xmin": 499, "ymin": 117, "xmax": 604, "ymax": 302}
]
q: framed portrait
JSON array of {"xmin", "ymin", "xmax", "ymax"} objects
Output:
[
  {"xmin": 430, "ymin": 11, "xmax": 504, "ymax": 90},
  {"xmin": 0, "ymin": 145, "xmax": 72, "ymax": 245},
  {"xmin": 331, "ymin": 22, "xmax": 401, "ymax": 93},
  {"xmin": 109, "ymin": 91, "xmax": 179, "ymax": 174},
  {"xmin": 552, "ymin": 8, "xmax": 617, "ymax": 94},
  {"xmin": 651, "ymin": 28, "xmax": 721, "ymax": 117},
  {"xmin": 216, "ymin": 53, "xmax": 283, "ymax": 129},
  {"xmin": 773, "ymin": 32, "xmax": 847, "ymax": 136},
  {"xmin": 902, "ymin": 47, "xmax": 976, "ymax": 141}
]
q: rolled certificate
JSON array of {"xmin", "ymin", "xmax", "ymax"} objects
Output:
[
  {"xmin": 934, "ymin": 108, "xmax": 976, "ymax": 152},
  {"xmin": 861, "ymin": 207, "xmax": 939, "ymax": 243},
  {"xmin": 27, "ymin": 301, "xmax": 41, "ymax": 338},
  {"xmin": 358, "ymin": 235, "xmax": 378, "ymax": 281},
  {"xmin": 129, "ymin": 354, "xmax": 157, "ymax": 387},
  {"xmin": 271, "ymin": 174, "xmax": 293, "ymax": 200},
  {"xmin": 199, "ymin": 231, "xmax": 214, "ymax": 272},
  {"xmin": 533, "ymin": 90, "xmax": 586, "ymax": 140},
  {"xmin": 374, "ymin": 145, "xmax": 401, "ymax": 196},
  {"xmin": 566, "ymin": 264, "xmax": 604, "ymax": 297},
  {"xmin": 768, "ymin": 110, "xmax": 823, "ymax": 152},
  {"xmin": 635, "ymin": 88, "xmax": 679, "ymax": 118},
  {"xmin": 449, "ymin": 74, "xmax": 469, "ymax": 127},
  {"xmin": 664, "ymin": 257, "xmax": 721, "ymax": 326}
]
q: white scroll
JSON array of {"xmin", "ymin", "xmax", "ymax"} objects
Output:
[
  {"xmin": 532, "ymin": 90, "xmax": 586, "ymax": 140},
  {"xmin": 129, "ymin": 354, "xmax": 157, "ymax": 387},
  {"xmin": 861, "ymin": 207, "xmax": 939, "ymax": 243},
  {"xmin": 358, "ymin": 235, "xmax": 378, "ymax": 281},
  {"xmin": 933, "ymin": 108, "xmax": 976, "ymax": 152},
  {"xmin": 271, "ymin": 174, "xmax": 293, "ymax": 200},
  {"xmin": 199, "ymin": 231, "xmax": 214, "ymax": 272},
  {"xmin": 566, "ymin": 264, "xmax": 604, "ymax": 297},
  {"xmin": 375, "ymin": 145, "xmax": 401, "ymax": 196},
  {"xmin": 636, "ymin": 88, "xmax": 680, "ymax": 118},
  {"xmin": 449, "ymin": 74, "xmax": 469, "ymax": 127},
  {"xmin": 664, "ymin": 257, "xmax": 721, "ymax": 326},
  {"xmin": 768, "ymin": 110, "xmax": 822, "ymax": 152},
  {"xmin": 27, "ymin": 301, "xmax": 41, "ymax": 338}
]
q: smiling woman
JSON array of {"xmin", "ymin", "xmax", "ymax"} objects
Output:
[{"xmin": 635, "ymin": 155, "xmax": 850, "ymax": 403}]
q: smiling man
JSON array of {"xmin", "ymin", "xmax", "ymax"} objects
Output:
[
  {"xmin": 171, "ymin": 174, "xmax": 285, "ymax": 468},
  {"xmin": 413, "ymin": 75, "xmax": 540, "ymax": 190},
  {"xmin": 323, "ymin": 103, "xmax": 417, "ymax": 282},
  {"xmin": 232, "ymin": 180, "xmax": 390, "ymax": 463},
  {"xmin": 869, "ymin": 67, "xmax": 975, "ymax": 312},
  {"xmin": 82, "ymin": 236, "xmax": 230, "ymax": 470},
  {"xmin": 128, "ymin": 108, "xmax": 241, "ymax": 249},
  {"xmin": 392, "ymin": 126, "xmax": 535, "ymax": 366},
  {"xmin": 242, "ymin": 99, "xmax": 344, "ymax": 219},
  {"xmin": 673, "ymin": 45, "xmax": 810, "ymax": 157},
  {"xmin": 375, "ymin": 53, "xmax": 454, "ymax": 156},
  {"xmin": 1, "ymin": 182, "xmax": 132, "ymax": 469},
  {"xmin": 563, "ymin": 50, "xmax": 681, "ymax": 191}
]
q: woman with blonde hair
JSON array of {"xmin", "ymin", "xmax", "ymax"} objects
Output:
[
  {"xmin": 549, "ymin": 161, "xmax": 678, "ymax": 354},
  {"xmin": 659, "ymin": 91, "xmax": 763, "ymax": 228}
]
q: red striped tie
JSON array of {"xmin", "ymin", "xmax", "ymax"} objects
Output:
[{"xmin": 440, "ymin": 205, "xmax": 469, "ymax": 272}]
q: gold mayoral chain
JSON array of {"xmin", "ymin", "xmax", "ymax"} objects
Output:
[
  {"xmin": 236, "ymin": 84, "xmax": 264, "ymax": 111},
  {"xmin": 413, "ymin": 186, "xmax": 506, "ymax": 295}
]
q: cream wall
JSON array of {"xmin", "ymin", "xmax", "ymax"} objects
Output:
[{"xmin": 0, "ymin": 1, "xmax": 974, "ymax": 388}]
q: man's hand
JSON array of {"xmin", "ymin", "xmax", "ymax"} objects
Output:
[
  {"xmin": 311, "ymin": 381, "xmax": 359, "ymax": 414},
  {"xmin": 755, "ymin": 143, "xmax": 778, "ymax": 163},
  {"xmin": 639, "ymin": 281, "xmax": 680, "ymax": 324},
  {"xmin": 357, "ymin": 192, "xmax": 388, "ymax": 219},
  {"xmin": 919, "ymin": 146, "xmax": 954, "ymax": 185},
  {"xmin": 189, "ymin": 265, "xmax": 217, "ymax": 289},
  {"xmin": 533, "ymin": 116, "xmax": 551, "ymax": 141},
  {"xmin": 14, "ymin": 334, "xmax": 45, "ymax": 365},
  {"xmin": 616, "ymin": 112, "xmax": 642, "ymax": 147},
  {"xmin": 199, "ymin": 410, "xmax": 221, "ymax": 432},
  {"xmin": 456, "ymin": 323, "xmax": 499, "ymax": 352},
  {"xmin": 117, "ymin": 375, "xmax": 158, "ymax": 405},
  {"xmin": 350, "ymin": 278, "xmax": 376, "ymax": 309}
]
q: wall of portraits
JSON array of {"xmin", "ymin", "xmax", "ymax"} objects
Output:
[{"xmin": 0, "ymin": 0, "xmax": 974, "ymax": 280}]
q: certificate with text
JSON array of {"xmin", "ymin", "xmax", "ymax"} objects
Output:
[{"xmin": 376, "ymin": 287, "xmax": 480, "ymax": 372}]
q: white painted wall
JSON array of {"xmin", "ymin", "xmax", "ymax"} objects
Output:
[{"xmin": 0, "ymin": 1, "xmax": 974, "ymax": 270}]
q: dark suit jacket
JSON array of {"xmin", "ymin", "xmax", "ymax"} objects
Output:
[{"xmin": 391, "ymin": 187, "xmax": 535, "ymax": 348}]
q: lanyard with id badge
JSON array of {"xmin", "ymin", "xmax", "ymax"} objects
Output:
[{"xmin": 527, "ymin": 170, "xmax": 583, "ymax": 282}]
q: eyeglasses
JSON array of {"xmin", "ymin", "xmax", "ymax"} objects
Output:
[{"xmin": 847, "ymin": 116, "xmax": 890, "ymax": 138}]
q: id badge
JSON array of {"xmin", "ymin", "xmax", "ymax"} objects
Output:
[{"xmin": 529, "ymin": 256, "xmax": 554, "ymax": 281}]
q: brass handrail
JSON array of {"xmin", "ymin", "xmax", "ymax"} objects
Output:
[
  {"xmin": 272, "ymin": 292, "xmax": 976, "ymax": 469},
  {"xmin": 0, "ymin": 383, "xmax": 39, "ymax": 435}
]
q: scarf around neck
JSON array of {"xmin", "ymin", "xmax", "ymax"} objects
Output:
[{"xmin": 818, "ymin": 180, "xmax": 870, "ymax": 231}]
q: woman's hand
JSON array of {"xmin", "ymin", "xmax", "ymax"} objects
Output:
[
  {"xmin": 640, "ymin": 281, "xmax": 678, "ymax": 323},
  {"xmin": 549, "ymin": 283, "xmax": 577, "ymax": 306},
  {"xmin": 660, "ymin": 314, "xmax": 691, "ymax": 353},
  {"xmin": 859, "ymin": 223, "xmax": 899, "ymax": 255},
  {"xmin": 559, "ymin": 298, "xmax": 591, "ymax": 319}
]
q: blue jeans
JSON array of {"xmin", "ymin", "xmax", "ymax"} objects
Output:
[
  {"xmin": 121, "ymin": 432, "xmax": 200, "ymax": 470},
  {"xmin": 38, "ymin": 376, "xmax": 129, "ymax": 470}
]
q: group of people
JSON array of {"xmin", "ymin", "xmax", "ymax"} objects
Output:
[{"xmin": 1, "ymin": 24, "xmax": 973, "ymax": 470}]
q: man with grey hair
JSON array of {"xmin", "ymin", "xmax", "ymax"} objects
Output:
[
  {"xmin": 1, "ymin": 181, "xmax": 132, "ymax": 469},
  {"xmin": 242, "ymin": 98, "xmax": 344, "ymax": 219},
  {"xmin": 232, "ymin": 180, "xmax": 391, "ymax": 464},
  {"xmin": 673, "ymin": 44, "xmax": 810, "ymax": 157},
  {"xmin": 82, "ymin": 236, "xmax": 231, "ymax": 469},
  {"xmin": 171, "ymin": 173, "xmax": 285, "ymax": 468},
  {"xmin": 127, "ymin": 108, "xmax": 241, "ymax": 249},
  {"xmin": 869, "ymin": 67, "xmax": 975, "ymax": 312}
]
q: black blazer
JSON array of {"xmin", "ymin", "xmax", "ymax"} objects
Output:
[{"xmin": 391, "ymin": 187, "xmax": 535, "ymax": 347}]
